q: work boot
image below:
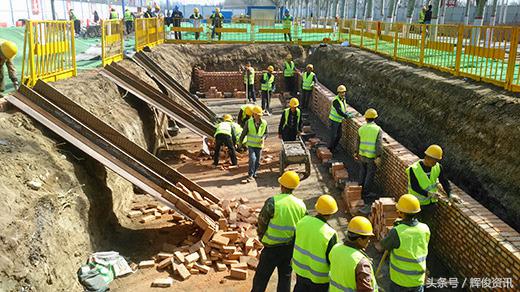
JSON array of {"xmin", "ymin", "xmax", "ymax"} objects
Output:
[
  {"xmin": 358, "ymin": 204, "xmax": 372, "ymax": 215},
  {"xmin": 246, "ymin": 176, "xmax": 255, "ymax": 182}
]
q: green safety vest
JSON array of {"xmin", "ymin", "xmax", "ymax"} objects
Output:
[
  {"xmin": 214, "ymin": 121, "xmax": 232, "ymax": 137},
  {"xmin": 389, "ymin": 223, "xmax": 430, "ymax": 287},
  {"xmin": 284, "ymin": 61, "xmax": 295, "ymax": 77},
  {"xmin": 406, "ymin": 161, "xmax": 440, "ymax": 205},
  {"xmin": 110, "ymin": 12, "xmax": 119, "ymax": 19},
  {"xmin": 246, "ymin": 118, "xmax": 267, "ymax": 148},
  {"xmin": 419, "ymin": 11, "xmax": 426, "ymax": 23},
  {"xmin": 358, "ymin": 122, "xmax": 381, "ymax": 159},
  {"xmin": 124, "ymin": 11, "xmax": 133, "ymax": 21},
  {"xmin": 70, "ymin": 13, "xmax": 77, "ymax": 21},
  {"xmin": 302, "ymin": 72, "xmax": 315, "ymax": 90},
  {"xmin": 329, "ymin": 95, "xmax": 348, "ymax": 123},
  {"xmin": 283, "ymin": 15, "xmax": 293, "ymax": 29},
  {"xmin": 261, "ymin": 72, "xmax": 275, "ymax": 91},
  {"xmin": 261, "ymin": 193, "xmax": 306, "ymax": 246},
  {"xmin": 244, "ymin": 68, "xmax": 255, "ymax": 85},
  {"xmin": 292, "ymin": 216, "xmax": 336, "ymax": 284},
  {"xmin": 282, "ymin": 108, "xmax": 300, "ymax": 129},
  {"xmin": 240, "ymin": 105, "xmax": 249, "ymax": 120},
  {"xmin": 329, "ymin": 244, "xmax": 378, "ymax": 292},
  {"xmin": 232, "ymin": 122, "xmax": 243, "ymax": 142}
]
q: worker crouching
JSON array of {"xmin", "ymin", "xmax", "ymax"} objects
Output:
[{"xmin": 213, "ymin": 114, "xmax": 238, "ymax": 167}]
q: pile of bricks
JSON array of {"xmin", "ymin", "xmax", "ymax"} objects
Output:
[
  {"xmin": 127, "ymin": 201, "xmax": 184, "ymax": 224},
  {"xmin": 316, "ymin": 147, "xmax": 332, "ymax": 164},
  {"xmin": 193, "ymin": 69, "xmax": 286, "ymax": 94},
  {"xmin": 330, "ymin": 161, "xmax": 349, "ymax": 186},
  {"xmin": 205, "ymin": 86, "xmax": 223, "ymax": 99},
  {"xmin": 369, "ymin": 197, "xmax": 398, "ymax": 240},
  {"xmin": 342, "ymin": 184, "xmax": 364, "ymax": 215},
  {"xmin": 232, "ymin": 89, "xmax": 246, "ymax": 99},
  {"xmin": 305, "ymin": 137, "xmax": 322, "ymax": 149}
]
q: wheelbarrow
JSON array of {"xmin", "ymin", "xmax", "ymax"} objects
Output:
[{"xmin": 279, "ymin": 137, "xmax": 311, "ymax": 180}]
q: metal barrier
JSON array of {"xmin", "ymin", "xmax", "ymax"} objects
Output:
[
  {"xmin": 21, "ymin": 20, "xmax": 77, "ymax": 87},
  {"xmin": 101, "ymin": 19, "xmax": 124, "ymax": 66},
  {"xmin": 135, "ymin": 17, "xmax": 164, "ymax": 51}
]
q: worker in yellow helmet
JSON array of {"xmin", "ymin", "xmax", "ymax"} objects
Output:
[
  {"xmin": 381, "ymin": 194, "xmax": 430, "ymax": 291},
  {"xmin": 278, "ymin": 97, "xmax": 302, "ymax": 141},
  {"xmin": 213, "ymin": 114, "xmax": 238, "ymax": 167},
  {"xmin": 124, "ymin": 8, "xmax": 135, "ymax": 34},
  {"xmin": 237, "ymin": 104, "xmax": 254, "ymax": 127},
  {"xmin": 283, "ymin": 54, "xmax": 296, "ymax": 97},
  {"xmin": 328, "ymin": 84, "xmax": 354, "ymax": 152},
  {"xmin": 355, "ymin": 108, "xmax": 383, "ymax": 215},
  {"xmin": 292, "ymin": 195, "xmax": 338, "ymax": 291},
  {"xmin": 238, "ymin": 105, "xmax": 267, "ymax": 181},
  {"xmin": 109, "ymin": 7, "xmax": 119, "ymax": 20},
  {"xmin": 329, "ymin": 216, "xmax": 377, "ymax": 292},
  {"xmin": 0, "ymin": 40, "xmax": 18, "ymax": 92},
  {"xmin": 252, "ymin": 170, "xmax": 307, "ymax": 292},
  {"xmin": 210, "ymin": 7, "xmax": 224, "ymax": 40},
  {"xmin": 144, "ymin": 5, "xmax": 155, "ymax": 18},
  {"xmin": 189, "ymin": 8, "xmax": 204, "ymax": 40},
  {"xmin": 260, "ymin": 65, "xmax": 275, "ymax": 116},
  {"xmin": 300, "ymin": 64, "xmax": 317, "ymax": 110},
  {"xmin": 242, "ymin": 62, "xmax": 256, "ymax": 103}
]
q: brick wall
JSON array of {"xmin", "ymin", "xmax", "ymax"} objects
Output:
[
  {"xmin": 193, "ymin": 69, "xmax": 287, "ymax": 94},
  {"xmin": 309, "ymin": 80, "xmax": 520, "ymax": 288}
]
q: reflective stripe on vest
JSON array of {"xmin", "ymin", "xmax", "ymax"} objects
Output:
[
  {"xmin": 302, "ymin": 72, "xmax": 315, "ymax": 90},
  {"xmin": 246, "ymin": 118, "xmax": 267, "ymax": 148},
  {"xmin": 261, "ymin": 72, "xmax": 275, "ymax": 91},
  {"xmin": 214, "ymin": 121, "xmax": 232, "ymax": 137},
  {"xmin": 329, "ymin": 95, "xmax": 347, "ymax": 123},
  {"xmin": 329, "ymin": 244, "xmax": 378, "ymax": 292},
  {"xmin": 292, "ymin": 216, "xmax": 336, "ymax": 284},
  {"xmin": 358, "ymin": 122, "xmax": 381, "ymax": 159},
  {"xmin": 284, "ymin": 61, "xmax": 295, "ymax": 77},
  {"xmin": 282, "ymin": 108, "xmax": 300, "ymax": 129},
  {"xmin": 244, "ymin": 68, "xmax": 255, "ymax": 85},
  {"xmin": 389, "ymin": 223, "xmax": 430, "ymax": 287},
  {"xmin": 406, "ymin": 161, "xmax": 441, "ymax": 205},
  {"xmin": 261, "ymin": 194, "xmax": 306, "ymax": 246},
  {"xmin": 283, "ymin": 16, "xmax": 293, "ymax": 29}
]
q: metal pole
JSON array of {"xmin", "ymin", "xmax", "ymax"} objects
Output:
[
  {"xmin": 386, "ymin": 0, "xmax": 395, "ymax": 22},
  {"xmin": 501, "ymin": 0, "xmax": 509, "ymax": 24},
  {"xmin": 380, "ymin": 0, "xmax": 385, "ymax": 20},
  {"xmin": 353, "ymin": 0, "xmax": 358, "ymax": 19},
  {"xmin": 489, "ymin": 0, "xmax": 499, "ymax": 25},
  {"xmin": 406, "ymin": 0, "xmax": 416, "ymax": 23},
  {"xmin": 440, "ymin": 0, "xmax": 448, "ymax": 24},
  {"xmin": 366, "ymin": 0, "xmax": 373, "ymax": 20},
  {"xmin": 8, "ymin": 0, "xmax": 15, "ymax": 25},
  {"xmin": 473, "ymin": 0, "xmax": 486, "ymax": 26},
  {"xmin": 464, "ymin": 0, "xmax": 471, "ymax": 25}
]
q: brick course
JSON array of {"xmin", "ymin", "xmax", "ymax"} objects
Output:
[{"xmin": 193, "ymin": 68, "xmax": 287, "ymax": 94}]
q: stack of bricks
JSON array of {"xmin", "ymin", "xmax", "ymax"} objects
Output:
[
  {"xmin": 232, "ymin": 89, "xmax": 246, "ymax": 99},
  {"xmin": 343, "ymin": 184, "xmax": 364, "ymax": 215},
  {"xmin": 205, "ymin": 86, "xmax": 223, "ymax": 99},
  {"xmin": 127, "ymin": 201, "xmax": 184, "ymax": 224},
  {"xmin": 309, "ymin": 80, "xmax": 520, "ymax": 285},
  {"xmin": 330, "ymin": 161, "xmax": 349, "ymax": 187},
  {"xmin": 316, "ymin": 147, "xmax": 332, "ymax": 164},
  {"xmin": 369, "ymin": 197, "xmax": 399, "ymax": 240},
  {"xmin": 193, "ymin": 68, "xmax": 286, "ymax": 94},
  {"xmin": 305, "ymin": 137, "xmax": 322, "ymax": 149}
]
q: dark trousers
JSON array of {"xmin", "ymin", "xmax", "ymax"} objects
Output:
[
  {"xmin": 389, "ymin": 281, "xmax": 424, "ymax": 292},
  {"xmin": 293, "ymin": 275, "xmax": 329, "ymax": 292},
  {"xmin": 281, "ymin": 129, "xmax": 298, "ymax": 141},
  {"xmin": 248, "ymin": 146, "xmax": 262, "ymax": 177},
  {"xmin": 284, "ymin": 33, "xmax": 292, "ymax": 42},
  {"xmin": 251, "ymin": 244, "xmax": 293, "ymax": 292},
  {"xmin": 195, "ymin": 32, "xmax": 200, "ymax": 40},
  {"xmin": 301, "ymin": 89, "xmax": 312, "ymax": 109},
  {"xmin": 261, "ymin": 90, "xmax": 271, "ymax": 112},
  {"xmin": 213, "ymin": 134, "xmax": 237, "ymax": 166},
  {"xmin": 359, "ymin": 157, "xmax": 377, "ymax": 204},
  {"xmin": 284, "ymin": 76, "xmax": 296, "ymax": 96},
  {"xmin": 125, "ymin": 21, "xmax": 133, "ymax": 34},
  {"xmin": 328, "ymin": 120, "xmax": 342, "ymax": 151},
  {"xmin": 211, "ymin": 27, "xmax": 222, "ymax": 40},
  {"xmin": 173, "ymin": 27, "xmax": 182, "ymax": 40},
  {"xmin": 245, "ymin": 83, "xmax": 256, "ymax": 102},
  {"xmin": 74, "ymin": 20, "xmax": 81, "ymax": 35}
]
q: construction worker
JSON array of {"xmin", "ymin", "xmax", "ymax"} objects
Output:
[
  {"xmin": 252, "ymin": 170, "xmax": 307, "ymax": 292},
  {"xmin": 0, "ymin": 40, "xmax": 18, "ymax": 92},
  {"xmin": 381, "ymin": 194, "xmax": 430, "ymax": 292},
  {"xmin": 189, "ymin": 8, "xmax": 204, "ymax": 40},
  {"xmin": 144, "ymin": 6, "xmax": 155, "ymax": 18},
  {"xmin": 171, "ymin": 6, "xmax": 183, "ymax": 40},
  {"xmin": 418, "ymin": 6, "xmax": 426, "ymax": 24},
  {"xmin": 210, "ymin": 8, "xmax": 224, "ymax": 40},
  {"xmin": 329, "ymin": 216, "xmax": 378, "ymax": 292},
  {"xmin": 109, "ymin": 8, "xmax": 119, "ymax": 20},
  {"xmin": 328, "ymin": 85, "xmax": 354, "ymax": 152},
  {"xmin": 69, "ymin": 9, "xmax": 81, "ymax": 35},
  {"xmin": 124, "ymin": 9, "xmax": 134, "ymax": 34},
  {"xmin": 300, "ymin": 64, "xmax": 317, "ymax": 110},
  {"xmin": 237, "ymin": 104, "xmax": 253, "ymax": 127},
  {"xmin": 278, "ymin": 98, "xmax": 302, "ymax": 141},
  {"xmin": 282, "ymin": 9, "xmax": 293, "ymax": 42},
  {"xmin": 243, "ymin": 62, "xmax": 256, "ymax": 103},
  {"xmin": 355, "ymin": 108, "xmax": 383, "ymax": 215},
  {"xmin": 260, "ymin": 65, "xmax": 275, "ymax": 116},
  {"xmin": 213, "ymin": 114, "xmax": 238, "ymax": 167},
  {"xmin": 283, "ymin": 54, "xmax": 296, "ymax": 97},
  {"xmin": 154, "ymin": 4, "xmax": 162, "ymax": 17},
  {"xmin": 238, "ymin": 105, "xmax": 267, "ymax": 181},
  {"xmin": 292, "ymin": 195, "xmax": 338, "ymax": 292}
]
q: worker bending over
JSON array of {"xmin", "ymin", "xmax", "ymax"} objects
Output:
[
  {"xmin": 239, "ymin": 106, "xmax": 267, "ymax": 181},
  {"xmin": 328, "ymin": 85, "xmax": 354, "ymax": 152},
  {"xmin": 213, "ymin": 114, "xmax": 238, "ymax": 167},
  {"xmin": 300, "ymin": 64, "xmax": 317, "ymax": 110},
  {"xmin": 237, "ymin": 104, "xmax": 253, "ymax": 128},
  {"xmin": 329, "ymin": 216, "xmax": 378, "ymax": 292},
  {"xmin": 292, "ymin": 195, "xmax": 338, "ymax": 292},
  {"xmin": 381, "ymin": 194, "xmax": 430, "ymax": 292},
  {"xmin": 260, "ymin": 65, "xmax": 275, "ymax": 116},
  {"xmin": 0, "ymin": 40, "xmax": 18, "ymax": 92},
  {"xmin": 278, "ymin": 98, "xmax": 302, "ymax": 141},
  {"xmin": 243, "ymin": 62, "xmax": 256, "ymax": 103},
  {"xmin": 252, "ymin": 171, "xmax": 307, "ymax": 292}
]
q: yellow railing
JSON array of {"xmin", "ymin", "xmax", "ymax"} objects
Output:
[
  {"xmin": 135, "ymin": 17, "xmax": 164, "ymax": 51},
  {"xmin": 101, "ymin": 19, "xmax": 124, "ymax": 67},
  {"xmin": 21, "ymin": 20, "xmax": 77, "ymax": 87}
]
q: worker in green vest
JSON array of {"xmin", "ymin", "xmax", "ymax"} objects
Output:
[
  {"xmin": 69, "ymin": 9, "xmax": 81, "ymax": 36},
  {"xmin": 213, "ymin": 114, "xmax": 237, "ymax": 167},
  {"xmin": 278, "ymin": 98, "xmax": 302, "ymax": 141},
  {"xmin": 282, "ymin": 9, "xmax": 293, "ymax": 42},
  {"xmin": 242, "ymin": 62, "xmax": 256, "ymax": 103},
  {"xmin": 300, "ymin": 64, "xmax": 317, "ymax": 110},
  {"xmin": 0, "ymin": 40, "xmax": 18, "ymax": 92},
  {"xmin": 355, "ymin": 108, "xmax": 383, "ymax": 215},
  {"xmin": 329, "ymin": 216, "xmax": 378, "ymax": 292},
  {"xmin": 252, "ymin": 170, "xmax": 307, "ymax": 292},
  {"xmin": 238, "ymin": 105, "xmax": 268, "ymax": 181},
  {"xmin": 283, "ymin": 54, "xmax": 296, "ymax": 97},
  {"xmin": 124, "ymin": 8, "xmax": 134, "ymax": 34},
  {"xmin": 260, "ymin": 65, "xmax": 275, "ymax": 116},
  {"xmin": 109, "ymin": 8, "xmax": 119, "ymax": 20},
  {"xmin": 292, "ymin": 195, "xmax": 338, "ymax": 292},
  {"xmin": 237, "ymin": 104, "xmax": 253, "ymax": 127},
  {"xmin": 381, "ymin": 194, "xmax": 430, "ymax": 292},
  {"xmin": 328, "ymin": 84, "xmax": 354, "ymax": 152}
]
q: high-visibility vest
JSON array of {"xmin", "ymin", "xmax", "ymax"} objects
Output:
[
  {"xmin": 389, "ymin": 223, "xmax": 430, "ymax": 287},
  {"xmin": 70, "ymin": 13, "xmax": 77, "ymax": 21},
  {"xmin": 261, "ymin": 193, "xmax": 306, "ymax": 246},
  {"xmin": 284, "ymin": 61, "xmax": 295, "ymax": 77},
  {"xmin": 283, "ymin": 15, "xmax": 293, "ymax": 29},
  {"xmin": 232, "ymin": 122, "xmax": 243, "ymax": 142},
  {"xmin": 240, "ymin": 105, "xmax": 249, "ymax": 120},
  {"xmin": 261, "ymin": 72, "xmax": 275, "ymax": 91},
  {"xmin": 246, "ymin": 118, "xmax": 267, "ymax": 148},
  {"xmin": 244, "ymin": 68, "xmax": 255, "ymax": 85},
  {"xmin": 329, "ymin": 95, "xmax": 347, "ymax": 123},
  {"xmin": 282, "ymin": 108, "xmax": 300, "ymax": 130},
  {"xmin": 358, "ymin": 122, "xmax": 381, "ymax": 159},
  {"xmin": 406, "ymin": 161, "xmax": 440, "ymax": 205},
  {"xmin": 292, "ymin": 215, "xmax": 336, "ymax": 284},
  {"xmin": 329, "ymin": 244, "xmax": 378, "ymax": 292},
  {"xmin": 302, "ymin": 72, "xmax": 315, "ymax": 90},
  {"xmin": 214, "ymin": 121, "xmax": 232, "ymax": 137},
  {"xmin": 110, "ymin": 12, "xmax": 119, "ymax": 19},
  {"xmin": 124, "ymin": 11, "xmax": 134, "ymax": 21}
]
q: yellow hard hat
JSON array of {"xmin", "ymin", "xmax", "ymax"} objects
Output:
[
  {"xmin": 223, "ymin": 114, "xmax": 233, "ymax": 122},
  {"xmin": 396, "ymin": 194, "xmax": 421, "ymax": 214},
  {"xmin": 289, "ymin": 98, "xmax": 299, "ymax": 108},
  {"xmin": 315, "ymin": 195, "xmax": 338, "ymax": 215},
  {"xmin": 337, "ymin": 85, "xmax": 347, "ymax": 93},
  {"xmin": 348, "ymin": 216, "xmax": 374, "ymax": 236},
  {"xmin": 215, "ymin": 7, "xmax": 220, "ymax": 12},
  {"xmin": 244, "ymin": 105, "xmax": 254, "ymax": 116},
  {"xmin": 267, "ymin": 65, "xmax": 274, "ymax": 72},
  {"xmin": 424, "ymin": 144, "xmax": 443, "ymax": 160},
  {"xmin": 0, "ymin": 41, "xmax": 18, "ymax": 60},
  {"xmin": 278, "ymin": 171, "xmax": 300, "ymax": 189},
  {"xmin": 252, "ymin": 105, "xmax": 263, "ymax": 116},
  {"xmin": 364, "ymin": 108, "xmax": 378, "ymax": 119},
  {"xmin": 286, "ymin": 54, "xmax": 293, "ymax": 60},
  {"xmin": 194, "ymin": 8, "xmax": 199, "ymax": 13},
  {"xmin": 306, "ymin": 64, "xmax": 314, "ymax": 70}
]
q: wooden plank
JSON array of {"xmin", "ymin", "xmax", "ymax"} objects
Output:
[
  {"xmin": 215, "ymin": 27, "xmax": 247, "ymax": 33},
  {"xmin": 302, "ymin": 28, "xmax": 333, "ymax": 33},
  {"xmin": 258, "ymin": 28, "xmax": 290, "ymax": 34},
  {"xmin": 171, "ymin": 27, "xmax": 204, "ymax": 32}
]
